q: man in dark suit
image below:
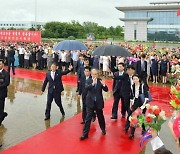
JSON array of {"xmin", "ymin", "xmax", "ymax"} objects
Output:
[
  {"xmin": 111, "ymin": 63, "xmax": 125, "ymax": 119},
  {"xmin": 7, "ymin": 46, "xmax": 15, "ymax": 75},
  {"xmin": 77, "ymin": 58, "xmax": 89, "ymax": 93},
  {"xmin": 136, "ymin": 54, "xmax": 147, "ymax": 84},
  {"xmin": 0, "ymin": 59, "xmax": 10, "ymax": 125},
  {"xmin": 80, "ymin": 69, "xmax": 108, "ymax": 140},
  {"xmin": 41, "ymin": 63, "xmax": 73, "ymax": 120},
  {"xmin": 79, "ymin": 66, "xmax": 90, "ymax": 123},
  {"xmin": 120, "ymin": 65, "xmax": 135, "ymax": 120}
]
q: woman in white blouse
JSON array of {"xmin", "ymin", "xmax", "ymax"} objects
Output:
[{"xmin": 125, "ymin": 74, "xmax": 149, "ymax": 139}]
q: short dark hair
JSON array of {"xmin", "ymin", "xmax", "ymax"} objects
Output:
[
  {"xmin": 154, "ymin": 147, "xmax": 173, "ymax": 154},
  {"xmin": 118, "ymin": 63, "xmax": 125, "ymax": 67},
  {"xmin": 84, "ymin": 66, "xmax": 91, "ymax": 71},
  {"xmin": 141, "ymin": 54, "xmax": 146, "ymax": 59},
  {"xmin": 51, "ymin": 62, "xmax": 57, "ymax": 66},
  {"xmin": 127, "ymin": 65, "xmax": 135, "ymax": 70},
  {"xmin": 0, "ymin": 59, "xmax": 5, "ymax": 64}
]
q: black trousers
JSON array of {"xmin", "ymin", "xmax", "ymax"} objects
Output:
[
  {"xmin": 8, "ymin": 59, "xmax": 15, "ymax": 74},
  {"xmin": 19, "ymin": 54, "xmax": 24, "ymax": 68},
  {"xmin": 45, "ymin": 91, "xmax": 65, "ymax": 118},
  {"xmin": 82, "ymin": 94, "xmax": 96, "ymax": 123},
  {"xmin": 112, "ymin": 92, "xmax": 125, "ymax": 117},
  {"xmin": 0, "ymin": 98, "xmax": 7, "ymax": 124},
  {"xmin": 139, "ymin": 71, "xmax": 147, "ymax": 84},
  {"xmin": 83, "ymin": 104, "xmax": 105, "ymax": 136},
  {"xmin": 38, "ymin": 58, "xmax": 43, "ymax": 70},
  {"xmin": 123, "ymin": 96, "xmax": 130, "ymax": 116}
]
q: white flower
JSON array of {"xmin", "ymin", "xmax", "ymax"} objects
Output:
[
  {"xmin": 146, "ymin": 104, "xmax": 151, "ymax": 109},
  {"xmin": 152, "ymin": 105, "xmax": 159, "ymax": 110},
  {"xmin": 147, "ymin": 113, "xmax": 156, "ymax": 119},
  {"xmin": 129, "ymin": 116, "xmax": 132, "ymax": 121},
  {"xmin": 159, "ymin": 111, "xmax": 166, "ymax": 120}
]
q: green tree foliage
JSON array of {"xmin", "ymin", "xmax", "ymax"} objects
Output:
[{"xmin": 42, "ymin": 21, "xmax": 124, "ymax": 39}]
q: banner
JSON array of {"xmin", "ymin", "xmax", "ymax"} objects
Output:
[{"xmin": 0, "ymin": 30, "xmax": 41, "ymax": 44}]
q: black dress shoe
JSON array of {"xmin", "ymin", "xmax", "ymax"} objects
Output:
[
  {"xmin": 111, "ymin": 116, "xmax": 117, "ymax": 119},
  {"xmin": 80, "ymin": 135, "xmax": 88, "ymax": 140},
  {"xmin": 102, "ymin": 130, "xmax": 106, "ymax": 135},
  {"xmin": 129, "ymin": 134, "xmax": 134, "ymax": 139},
  {"xmin": 80, "ymin": 122, "xmax": 85, "ymax": 124},
  {"xmin": 44, "ymin": 117, "xmax": 50, "ymax": 120}
]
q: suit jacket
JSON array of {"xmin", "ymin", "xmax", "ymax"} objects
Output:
[
  {"xmin": 79, "ymin": 75, "xmax": 92, "ymax": 96},
  {"xmin": 112, "ymin": 71, "xmax": 124, "ymax": 95},
  {"xmin": 119, "ymin": 73, "xmax": 132, "ymax": 99},
  {"xmin": 7, "ymin": 50, "xmax": 15, "ymax": 61},
  {"xmin": 85, "ymin": 78, "xmax": 108, "ymax": 109},
  {"xmin": 41, "ymin": 69, "xmax": 71, "ymax": 94},
  {"xmin": 136, "ymin": 60, "xmax": 147, "ymax": 75},
  {"xmin": 77, "ymin": 65, "xmax": 86, "ymax": 81},
  {"xmin": 0, "ymin": 69, "xmax": 10, "ymax": 99}
]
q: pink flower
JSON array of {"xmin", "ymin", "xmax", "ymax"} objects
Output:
[
  {"xmin": 130, "ymin": 118, "xmax": 138, "ymax": 126},
  {"xmin": 133, "ymin": 108, "xmax": 142, "ymax": 116}
]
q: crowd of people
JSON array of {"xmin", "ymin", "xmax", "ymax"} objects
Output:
[
  {"xmin": 0, "ymin": 42, "xmax": 179, "ymax": 84},
  {"xmin": 0, "ymin": 41, "xmax": 180, "ymax": 153}
]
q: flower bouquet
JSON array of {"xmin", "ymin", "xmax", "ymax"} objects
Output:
[
  {"xmin": 170, "ymin": 86, "xmax": 180, "ymax": 109},
  {"xmin": 167, "ymin": 72, "xmax": 180, "ymax": 85},
  {"xmin": 129, "ymin": 105, "xmax": 170, "ymax": 131}
]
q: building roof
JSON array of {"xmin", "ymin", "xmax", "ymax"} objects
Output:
[
  {"xmin": 119, "ymin": 18, "xmax": 153, "ymax": 22},
  {"xmin": 150, "ymin": 1, "xmax": 180, "ymax": 5},
  {"xmin": 116, "ymin": 5, "xmax": 180, "ymax": 12}
]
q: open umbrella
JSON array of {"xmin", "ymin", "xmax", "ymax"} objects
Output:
[
  {"xmin": 53, "ymin": 40, "xmax": 88, "ymax": 51},
  {"xmin": 92, "ymin": 44, "xmax": 132, "ymax": 57}
]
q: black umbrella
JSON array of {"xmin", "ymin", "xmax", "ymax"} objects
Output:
[{"xmin": 92, "ymin": 45, "xmax": 132, "ymax": 57}]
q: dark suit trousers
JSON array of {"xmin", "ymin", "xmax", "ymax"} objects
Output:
[
  {"xmin": 123, "ymin": 96, "xmax": 130, "ymax": 116},
  {"xmin": 38, "ymin": 58, "xmax": 43, "ymax": 69},
  {"xmin": 45, "ymin": 91, "xmax": 65, "ymax": 118},
  {"xmin": 83, "ymin": 104, "xmax": 105, "ymax": 136},
  {"xmin": 82, "ymin": 94, "xmax": 87, "ymax": 122},
  {"xmin": 82, "ymin": 94, "xmax": 96, "ymax": 123},
  {"xmin": 8, "ymin": 59, "xmax": 15, "ymax": 74},
  {"xmin": 139, "ymin": 71, "xmax": 147, "ymax": 84},
  {"xmin": 0, "ymin": 98, "xmax": 6, "ymax": 123},
  {"xmin": 112, "ymin": 92, "xmax": 125, "ymax": 117},
  {"xmin": 19, "ymin": 54, "xmax": 24, "ymax": 67}
]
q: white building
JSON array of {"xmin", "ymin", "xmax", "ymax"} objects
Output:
[
  {"xmin": 116, "ymin": 1, "xmax": 180, "ymax": 41},
  {"xmin": 0, "ymin": 21, "xmax": 45, "ymax": 29}
]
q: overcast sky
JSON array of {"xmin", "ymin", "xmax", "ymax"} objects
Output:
[{"xmin": 0, "ymin": 0, "xmax": 153, "ymax": 27}]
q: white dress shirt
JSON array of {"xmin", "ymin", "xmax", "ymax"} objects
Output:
[
  {"xmin": 0, "ymin": 69, "xmax": 3, "ymax": 73},
  {"xmin": 135, "ymin": 85, "xmax": 140, "ymax": 98},
  {"xmin": 51, "ymin": 71, "xmax": 55, "ymax": 80}
]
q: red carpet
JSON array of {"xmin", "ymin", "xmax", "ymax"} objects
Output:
[{"xmin": 2, "ymin": 68, "xmax": 171, "ymax": 154}]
